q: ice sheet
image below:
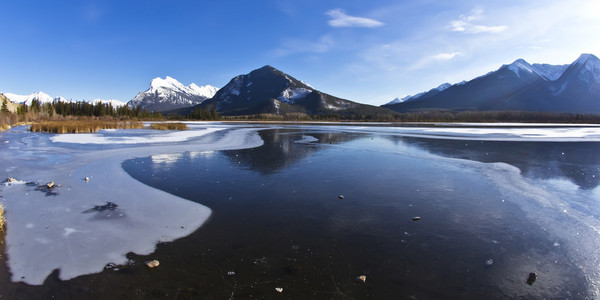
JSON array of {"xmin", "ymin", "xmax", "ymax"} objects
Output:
[
  {"xmin": 480, "ymin": 162, "xmax": 600, "ymax": 297},
  {"xmin": 341, "ymin": 125, "xmax": 600, "ymax": 141},
  {"xmin": 1, "ymin": 122, "xmax": 600, "ymax": 290},
  {"xmin": 0, "ymin": 124, "xmax": 264, "ymax": 285},
  {"xmin": 248, "ymin": 122, "xmax": 600, "ymax": 142},
  {"xmin": 50, "ymin": 127, "xmax": 226, "ymax": 144}
]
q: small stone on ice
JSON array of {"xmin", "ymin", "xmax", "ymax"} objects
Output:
[
  {"xmin": 145, "ymin": 260, "xmax": 160, "ymax": 268},
  {"xmin": 527, "ymin": 272, "xmax": 537, "ymax": 285},
  {"xmin": 356, "ymin": 275, "xmax": 367, "ymax": 283},
  {"xmin": 338, "ymin": 195, "xmax": 344, "ymax": 199},
  {"xmin": 84, "ymin": 177, "xmax": 90, "ymax": 182},
  {"xmin": 412, "ymin": 216, "xmax": 421, "ymax": 221},
  {"xmin": 227, "ymin": 271, "xmax": 235, "ymax": 276},
  {"xmin": 275, "ymin": 287, "xmax": 283, "ymax": 293},
  {"xmin": 485, "ymin": 259, "xmax": 494, "ymax": 266}
]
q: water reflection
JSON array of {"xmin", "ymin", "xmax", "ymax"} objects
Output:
[
  {"xmin": 151, "ymin": 153, "xmax": 184, "ymax": 165},
  {"xmin": 117, "ymin": 127, "xmax": 598, "ymax": 299},
  {"xmin": 220, "ymin": 129, "xmax": 600, "ymax": 190},
  {"xmin": 390, "ymin": 136, "xmax": 600, "ymax": 189},
  {"xmin": 222, "ymin": 129, "xmax": 362, "ymax": 174},
  {"xmin": 151, "ymin": 151, "xmax": 216, "ymax": 166}
]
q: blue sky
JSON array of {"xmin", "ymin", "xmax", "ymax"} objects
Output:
[{"xmin": 1, "ymin": 0, "xmax": 599, "ymax": 106}]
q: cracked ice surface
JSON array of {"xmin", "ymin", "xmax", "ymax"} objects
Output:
[{"xmin": 0, "ymin": 123, "xmax": 264, "ymax": 285}]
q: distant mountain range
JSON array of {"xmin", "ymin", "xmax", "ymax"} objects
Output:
[
  {"xmin": 386, "ymin": 83, "xmax": 454, "ymax": 105},
  {"xmin": 127, "ymin": 76, "xmax": 218, "ymax": 112},
  {"xmin": 3, "ymin": 91, "xmax": 127, "ymax": 107},
  {"xmin": 2, "ymin": 53, "xmax": 599, "ymax": 116},
  {"xmin": 383, "ymin": 53, "xmax": 600, "ymax": 113},
  {"xmin": 190, "ymin": 65, "xmax": 390, "ymax": 116}
]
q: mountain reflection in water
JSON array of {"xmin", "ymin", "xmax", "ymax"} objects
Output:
[
  {"xmin": 118, "ymin": 128, "xmax": 596, "ymax": 299},
  {"xmin": 222, "ymin": 129, "xmax": 363, "ymax": 174}
]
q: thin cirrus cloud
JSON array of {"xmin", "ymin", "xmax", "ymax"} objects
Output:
[
  {"xmin": 326, "ymin": 9, "xmax": 384, "ymax": 28},
  {"xmin": 273, "ymin": 35, "xmax": 334, "ymax": 57},
  {"xmin": 431, "ymin": 52, "xmax": 463, "ymax": 61},
  {"xmin": 448, "ymin": 8, "xmax": 507, "ymax": 34},
  {"xmin": 410, "ymin": 52, "xmax": 463, "ymax": 70}
]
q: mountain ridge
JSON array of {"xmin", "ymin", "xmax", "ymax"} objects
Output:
[
  {"xmin": 4, "ymin": 92, "xmax": 127, "ymax": 107},
  {"xmin": 127, "ymin": 76, "xmax": 218, "ymax": 112},
  {"xmin": 383, "ymin": 53, "xmax": 600, "ymax": 113},
  {"xmin": 192, "ymin": 65, "xmax": 394, "ymax": 117}
]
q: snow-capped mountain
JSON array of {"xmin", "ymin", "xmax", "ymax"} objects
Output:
[
  {"xmin": 4, "ymin": 91, "xmax": 54, "ymax": 106},
  {"xmin": 127, "ymin": 76, "xmax": 218, "ymax": 112},
  {"xmin": 531, "ymin": 63, "xmax": 569, "ymax": 81},
  {"xmin": 3, "ymin": 92, "xmax": 125, "ymax": 108},
  {"xmin": 383, "ymin": 53, "xmax": 600, "ymax": 113},
  {"xmin": 386, "ymin": 97, "xmax": 405, "ymax": 105},
  {"xmin": 89, "ymin": 99, "xmax": 127, "ymax": 107},
  {"xmin": 0, "ymin": 93, "xmax": 19, "ymax": 113},
  {"xmin": 194, "ymin": 65, "xmax": 391, "ymax": 116},
  {"xmin": 387, "ymin": 83, "xmax": 452, "ymax": 105}
]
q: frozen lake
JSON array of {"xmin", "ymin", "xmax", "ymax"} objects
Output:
[{"xmin": 1, "ymin": 122, "xmax": 600, "ymax": 299}]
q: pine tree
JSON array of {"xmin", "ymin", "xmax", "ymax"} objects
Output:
[{"xmin": 1, "ymin": 99, "xmax": 8, "ymax": 113}]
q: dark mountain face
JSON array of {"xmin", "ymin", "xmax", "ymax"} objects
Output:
[
  {"xmin": 549, "ymin": 54, "xmax": 600, "ymax": 112},
  {"xmin": 198, "ymin": 65, "xmax": 392, "ymax": 116},
  {"xmin": 384, "ymin": 54, "xmax": 600, "ymax": 114}
]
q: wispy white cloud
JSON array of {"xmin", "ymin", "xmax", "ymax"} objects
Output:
[
  {"xmin": 326, "ymin": 9, "xmax": 384, "ymax": 28},
  {"xmin": 448, "ymin": 8, "xmax": 507, "ymax": 34},
  {"xmin": 273, "ymin": 35, "xmax": 334, "ymax": 57},
  {"xmin": 431, "ymin": 52, "xmax": 463, "ymax": 61},
  {"xmin": 410, "ymin": 52, "xmax": 463, "ymax": 70}
]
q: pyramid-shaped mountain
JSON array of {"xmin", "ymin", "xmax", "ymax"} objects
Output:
[
  {"xmin": 196, "ymin": 65, "xmax": 392, "ymax": 116},
  {"xmin": 383, "ymin": 54, "xmax": 600, "ymax": 114}
]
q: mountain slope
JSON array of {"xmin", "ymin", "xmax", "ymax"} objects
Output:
[
  {"xmin": 195, "ymin": 65, "xmax": 393, "ymax": 116},
  {"xmin": 386, "ymin": 83, "xmax": 453, "ymax": 105},
  {"xmin": 128, "ymin": 76, "xmax": 218, "ymax": 112},
  {"xmin": 383, "ymin": 54, "xmax": 600, "ymax": 114},
  {"xmin": 5, "ymin": 91, "xmax": 54, "ymax": 106},
  {"xmin": 3, "ymin": 92, "xmax": 126, "ymax": 108},
  {"xmin": 1, "ymin": 93, "xmax": 20, "ymax": 113},
  {"xmin": 547, "ymin": 54, "xmax": 600, "ymax": 112}
]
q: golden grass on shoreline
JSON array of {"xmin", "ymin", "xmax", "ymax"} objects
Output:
[
  {"xmin": 0, "ymin": 203, "xmax": 5, "ymax": 233},
  {"xmin": 148, "ymin": 122, "xmax": 189, "ymax": 130},
  {"xmin": 29, "ymin": 120, "xmax": 144, "ymax": 134}
]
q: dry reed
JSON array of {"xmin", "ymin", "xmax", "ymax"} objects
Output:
[
  {"xmin": 29, "ymin": 120, "xmax": 144, "ymax": 134},
  {"xmin": 148, "ymin": 122, "xmax": 189, "ymax": 130},
  {"xmin": 0, "ymin": 203, "xmax": 5, "ymax": 233}
]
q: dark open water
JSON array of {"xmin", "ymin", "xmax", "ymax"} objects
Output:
[{"xmin": 2, "ymin": 127, "xmax": 599, "ymax": 299}]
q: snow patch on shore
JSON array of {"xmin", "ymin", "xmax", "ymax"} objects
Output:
[
  {"xmin": 50, "ymin": 127, "xmax": 226, "ymax": 144},
  {"xmin": 0, "ymin": 124, "xmax": 264, "ymax": 285}
]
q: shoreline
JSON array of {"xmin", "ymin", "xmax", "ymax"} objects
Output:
[
  {"xmin": 0, "ymin": 125, "xmax": 264, "ymax": 285},
  {"xmin": 0, "ymin": 123, "xmax": 599, "ymax": 296}
]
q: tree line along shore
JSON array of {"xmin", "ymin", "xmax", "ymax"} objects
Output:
[
  {"xmin": 3, "ymin": 96, "xmax": 600, "ymax": 133},
  {"xmin": 0, "ymin": 97, "xmax": 215, "ymax": 133}
]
